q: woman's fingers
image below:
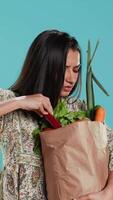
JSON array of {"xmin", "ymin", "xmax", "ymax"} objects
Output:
[
  {"xmin": 34, "ymin": 102, "xmax": 53, "ymax": 116},
  {"xmin": 42, "ymin": 99, "xmax": 53, "ymax": 115},
  {"xmin": 18, "ymin": 93, "xmax": 53, "ymax": 115},
  {"xmin": 35, "ymin": 95, "xmax": 53, "ymax": 115}
]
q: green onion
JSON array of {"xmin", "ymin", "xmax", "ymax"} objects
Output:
[{"xmin": 86, "ymin": 40, "xmax": 109, "ymax": 120}]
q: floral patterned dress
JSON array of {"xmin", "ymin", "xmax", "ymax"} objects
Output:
[
  {"xmin": 0, "ymin": 89, "xmax": 47, "ymax": 200},
  {"xmin": 0, "ymin": 89, "xmax": 113, "ymax": 200}
]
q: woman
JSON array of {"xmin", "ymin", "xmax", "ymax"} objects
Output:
[{"xmin": 0, "ymin": 29, "xmax": 113, "ymax": 200}]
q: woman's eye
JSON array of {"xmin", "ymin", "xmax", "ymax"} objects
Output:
[
  {"xmin": 73, "ymin": 69, "xmax": 78, "ymax": 73},
  {"xmin": 65, "ymin": 65, "xmax": 81, "ymax": 73},
  {"xmin": 66, "ymin": 65, "xmax": 70, "ymax": 68},
  {"xmin": 73, "ymin": 66, "xmax": 80, "ymax": 73}
]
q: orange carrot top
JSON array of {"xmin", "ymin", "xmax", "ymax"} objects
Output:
[{"xmin": 94, "ymin": 106, "xmax": 106, "ymax": 122}]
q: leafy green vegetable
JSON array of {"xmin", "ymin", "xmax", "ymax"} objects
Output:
[
  {"xmin": 32, "ymin": 99, "xmax": 88, "ymax": 155},
  {"xmin": 54, "ymin": 100, "xmax": 88, "ymax": 126}
]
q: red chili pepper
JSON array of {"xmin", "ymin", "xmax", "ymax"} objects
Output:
[{"xmin": 44, "ymin": 113, "xmax": 62, "ymax": 128}]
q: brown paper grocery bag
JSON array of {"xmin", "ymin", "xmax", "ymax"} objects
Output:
[{"xmin": 40, "ymin": 121, "xmax": 109, "ymax": 200}]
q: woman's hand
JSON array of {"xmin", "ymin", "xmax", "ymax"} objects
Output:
[{"xmin": 16, "ymin": 94, "xmax": 53, "ymax": 115}]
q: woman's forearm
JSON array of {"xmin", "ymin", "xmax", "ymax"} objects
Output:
[
  {"xmin": 0, "ymin": 93, "xmax": 53, "ymax": 117},
  {"xmin": 0, "ymin": 97, "xmax": 22, "ymax": 116}
]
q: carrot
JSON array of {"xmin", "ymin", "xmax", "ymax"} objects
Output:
[{"xmin": 94, "ymin": 106, "xmax": 106, "ymax": 122}]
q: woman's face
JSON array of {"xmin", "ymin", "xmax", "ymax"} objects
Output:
[{"xmin": 60, "ymin": 49, "xmax": 80, "ymax": 97}]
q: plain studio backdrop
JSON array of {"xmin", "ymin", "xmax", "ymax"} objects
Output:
[{"xmin": 0, "ymin": 0, "xmax": 113, "ymax": 130}]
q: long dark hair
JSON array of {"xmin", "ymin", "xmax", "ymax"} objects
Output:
[{"xmin": 10, "ymin": 29, "xmax": 82, "ymax": 108}]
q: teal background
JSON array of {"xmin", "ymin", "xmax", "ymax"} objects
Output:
[{"xmin": 0, "ymin": 0, "xmax": 113, "ymax": 128}]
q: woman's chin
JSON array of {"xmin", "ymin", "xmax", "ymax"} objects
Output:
[{"xmin": 60, "ymin": 91, "xmax": 70, "ymax": 97}]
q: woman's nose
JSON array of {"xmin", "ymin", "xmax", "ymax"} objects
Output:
[{"xmin": 66, "ymin": 70, "xmax": 76, "ymax": 83}]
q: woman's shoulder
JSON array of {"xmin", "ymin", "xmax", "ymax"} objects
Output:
[
  {"xmin": 66, "ymin": 98, "xmax": 87, "ymax": 112},
  {"xmin": 0, "ymin": 88, "xmax": 16, "ymax": 101}
]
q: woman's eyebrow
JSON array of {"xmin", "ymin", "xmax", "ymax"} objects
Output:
[
  {"xmin": 74, "ymin": 64, "xmax": 81, "ymax": 68},
  {"xmin": 66, "ymin": 64, "xmax": 81, "ymax": 68}
]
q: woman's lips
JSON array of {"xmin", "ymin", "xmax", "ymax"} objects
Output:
[{"xmin": 63, "ymin": 86, "xmax": 73, "ymax": 92}]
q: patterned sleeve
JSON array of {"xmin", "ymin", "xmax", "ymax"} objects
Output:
[
  {"xmin": 0, "ymin": 88, "xmax": 15, "ymax": 132},
  {"xmin": 0, "ymin": 88, "xmax": 7, "ymax": 171},
  {"xmin": 106, "ymin": 124, "xmax": 113, "ymax": 171},
  {"xmin": 0, "ymin": 88, "xmax": 6, "ymax": 133},
  {"xmin": 0, "ymin": 88, "xmax": 15, "ymax": 171},
  {"xmin": 67, "ymin": 98, "xmax": 87, "ymax": 112}
]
